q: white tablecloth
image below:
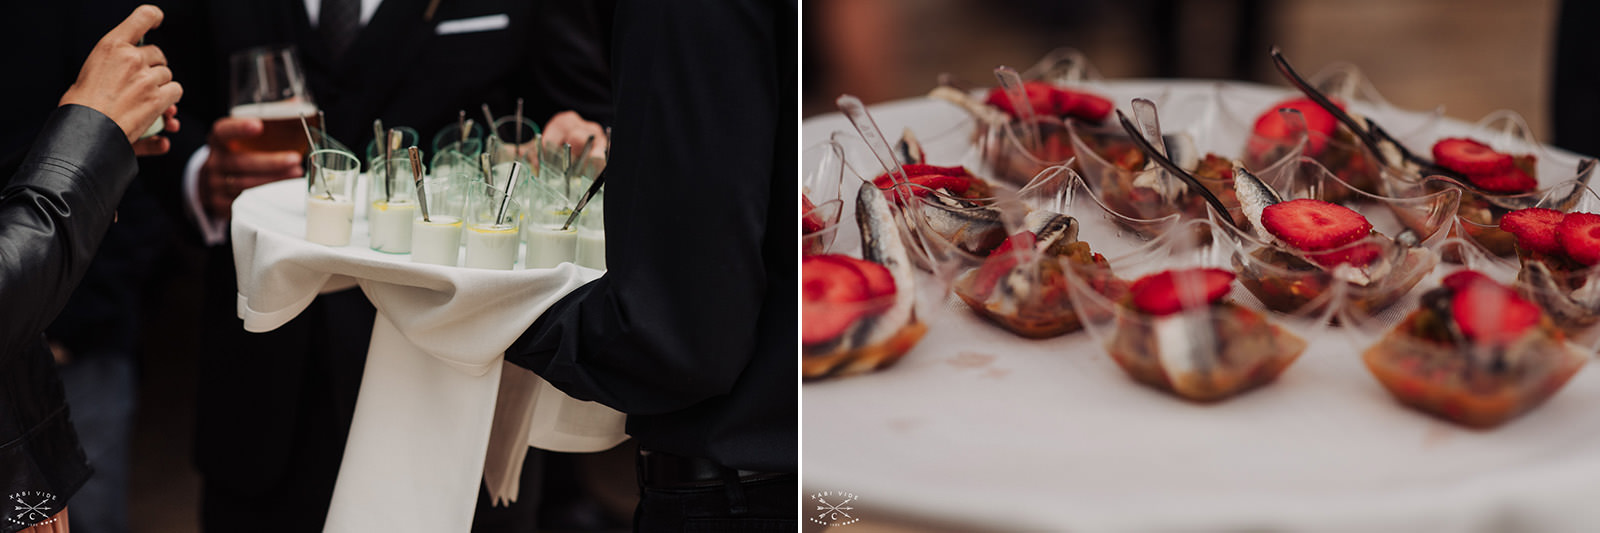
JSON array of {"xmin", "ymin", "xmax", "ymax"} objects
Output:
[
  {"xmin": 802, "ymin": 81, "xmax": 1600, "ymax": 531},
  {"xmin": 231, "ymin": 177, "xmax": 628, "ymax": 533}
]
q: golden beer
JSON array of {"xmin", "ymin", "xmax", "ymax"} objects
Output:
[{"xmin": 228, "ymin": 101, "xmax": 320, "ymax": 156}]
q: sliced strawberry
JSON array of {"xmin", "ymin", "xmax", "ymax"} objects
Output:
[
  {"xmin": 1055, "ymin": 88, "xmax": 1113, "ymax": 123},
  {"xmin": 1432, "ymin": 138, "xmax": 1514, "ymax": 176},
  {"xmin": 1128, "ymin": 268, "xmax": 1236, "ymax": 316},
  {"xmin": 1261, "ymin": 198, "xmax": 1373, "ymax": 252},
  {"xmin": 828, "ymin": 255, "xmax": 897, "ymax": 299},
  {"xmin": 1441, "ymin": 270, "xmax": 1495, "ymax": 292},
  {"xmin": 968, "ymin": 252, "xmax": 1021, "ymax": 302},
  {"xmin": 802, "ymin": 194, "xmax": 824, "ymax": 234},
  {"xmin": 1252, "ymin": 97, "xmax": 1340, "ymax": 156},
  {"xmin": 1466, "ymin": 166, "xmax": 1537, "ymax": 194},
  {"xmin": 984, "ymin": 81, "xmax": 1060, "ymax": 118},
  {"xmin": 910, "ymin": 175, "xmax": 973, "ymax": 195},
  {"xmin": 1447, "ymin": 272, "xmax": 1542, "ymax": 345},
  {"xmin": 802, "ymin": 255, "xmax": 871, "ymax": 344},
  {"xmin": 989, "ymin": 231, "xmax": 1037, "ymax": 258},
  {"xmin": 1557, "ymin": 212, "xmax": 1600, "ymax": 266},
  {"xmin": 1306, "ymin": 241, "xmax": 1383, "ymax": 269},
  {"xmin": 1499, "ymin": 207, "xmax": 1565, "ymax": 255}
]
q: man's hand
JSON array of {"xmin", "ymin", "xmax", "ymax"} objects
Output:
[
  {"xmin": 537, "ymin": 111, "xmax": 608, "ymax": 174},
  {"xmin": 132, "ymin": 104, "xmax": 180, "ymax": 156},
  {"xmin": 58, "ymin": 5, "xmax": 183, "ymax": 144},
  {"xmin": 198, "ymin": 117, "xmax": 303, "ymax": 219}
]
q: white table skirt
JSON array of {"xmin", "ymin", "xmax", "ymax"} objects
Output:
[{"xmin": 231, "ymin": 177, "xmax": 628, "ymax": 533}]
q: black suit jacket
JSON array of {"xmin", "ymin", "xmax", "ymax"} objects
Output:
[
  {"xmin": 152, "ymin": 0, "xmax": 613, "ymax": 498},
  {"xmin": 506, "ymin": 0, "xmax": 798, "ymax": 473}
]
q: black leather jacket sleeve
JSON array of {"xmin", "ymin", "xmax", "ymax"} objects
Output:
[{"xmin": 0, "ymin": 104, "xmax": 137, "ymax": 532}]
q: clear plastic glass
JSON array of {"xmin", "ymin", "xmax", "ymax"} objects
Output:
[
  {"xmin": 364, "ymin": 127, "xmax": 420, "ymax": 170},
  {"xmin": 1338, "ymin": 258, "xmax": 1587, "ymax": 428},
  {"xmin": 803, "ymin": 140, "xmax": 849, "ymax": 255},
  {"xmin": 913, "ymin": 164, "xmax": 1179, "ymax": 338},
  {"xmin": 367, "ymin": 156, "xmax": 419, "ymax": 254},
  {"xmin": 803, "ymin": 181, "xmax": 931, "ymax": 380},
  {"xmin": 304, "ymin": 149, "xmax": 359, "ymax": 246},
  {"xmin": 431, "ymin": 120, "xmax": 486, "ymax": 161},
  {"xmin": 463, "ymin": 182, "xmax": 522, "ymax": 270},
  {"xmin": 1387, "ymin": 110, "xmax": 1597, "ymax": 257},
  {"xmin": 1065, "ymin": 218, "xmax": 1335, "ymax": 402},
  {"xmin": 1210, "ymin": 156, "xmax": 1461, "ymax": 319}
]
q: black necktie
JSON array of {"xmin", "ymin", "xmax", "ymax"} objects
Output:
[{"xmin": 319, "ymin": 0, "xmax": 359, "ymax": 59}]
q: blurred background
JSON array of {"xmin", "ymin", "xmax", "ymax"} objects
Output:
[{"xmin": 803, "ymin": 0, "xmax": 1562, "ymax": 147}]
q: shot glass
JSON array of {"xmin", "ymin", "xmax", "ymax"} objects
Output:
[
  {"xmin": 491, "ymin": 115, "xmax": 539, "ymax": 167},
  {"xmin": 304, "ymin": 149, "xmax": 360, "ymax": 246},
  {"xmin": 574, "ymin": 189, "xmax": 605, "ymax": 270},
  {"xmin": 365, "ymin": 127, "xmax": 420, "ymax": 170},
  {"xmin": 411, "ymin": 151, "xmax": 474, "ymax": 266},
  {"xmin": 521, "ymin": 180, "xmax": 577, "ymax": 269},
  {"xmin": 464, "ymin": 183, "xmax": 522, "ymax": 270},
  {"xmin": 368, "ymin": 155, "xmax": 419, "ymax": 254},
  {"xmin": 431, "ymin": 121, "xmax": 486, "ymax": 161}
]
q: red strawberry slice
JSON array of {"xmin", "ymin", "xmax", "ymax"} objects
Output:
[
  {"xmin": 1441, "ymin": 270, "xmax": 1495, "ymax": 292},
  {"xmin": 1432, "ymin": 138, "xmax": 1514, "ymax": 176},
  {"xmin": 910, "ymin": 175, "xmax": 973, "ymax": 195},
  {"xmin": 1128, "ymin": 267, "xmax": 1236, "ymax": 316},
  {"xmin": 802, "ymin": 194, "xmax": 825, "ymax": 234},
  {"xmin": 1055, "ymin": 88, "xmax": 1113, "ymax": 123},
  {"xmin": 985, "ymin": 81, "xmax": 1060, "ymax": 118},
  {"xmin": 1465, "ymin": 166, "xmax": 1538, "ymax": 194},
  {"xmin": 1499, "ymin": 207, "xmax": 1565, "ymax": 255},
  {"xmin": 1557, "ymin": 212, "xmax": 1600, "ymax": 266},
  {"xmin": 1261, "ymin": 198, "xmax": 1374, "ymax": 252},
  {"xmin": 872, "ymin": 165, "xmax": 975, "ymax": 193},
  {"xmin": 968, "ymin": 252, "xmax": 1021, "ymax": 302},
  {"xmin": 1251, "ymin": 97, "xmax": 1340, "ymax": 156},
  {"xmin": 1306, "ymin": 241, "xmax": 1383, "ymax": 269},
  {"xmin": 1446, "ymin": 271, "xmax": 1542, "ymax": 344},
  {"xmin": 989, "ymin": 231, "xmax": 1037, "ymax": 258},
  {"xmin": 828, "ymin": 255, "xmax": 897, "ymax": 299},
  {"xmin": 802, "ymin": 255, "xmax": 875, "ymax": 344}
]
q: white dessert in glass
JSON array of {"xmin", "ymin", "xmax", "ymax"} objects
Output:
[
  {"xmin": 576, "ymin": 229, "xmax": 605, "ymax": 270},
  {"xmin": 369, "ymin": 200, "xmax": 417, "ymax": 253},
  {"xmin": 464, "ymin": 224, "xmax": 519, "ymax": 270},
  {"xmin": 305, "ymin": 196, "xmax": 355, "ymax": 246},
  {"xmin": 303, "ymin": 148, "xmax": 360, "ymax": 246},
  {"xmin": 411, "ymin": 215, "xmax": 462, "ymax": 266},
  {"xmin": 524, "ymin": 224, "xmax": 577, "ymax": 269}
]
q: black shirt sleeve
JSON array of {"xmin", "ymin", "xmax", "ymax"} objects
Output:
[{"xmin": 505, "ymin": 0, "xmax": 783, "ymax": 416}]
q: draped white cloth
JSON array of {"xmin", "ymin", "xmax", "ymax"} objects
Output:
[{"xmin": 231, "ymin": 177, "xmax": 627, "ymax": 533}]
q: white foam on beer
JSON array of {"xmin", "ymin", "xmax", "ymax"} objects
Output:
[{"xmin": 231, "ymin": 100, "xmax": 318, "ymax": 119}]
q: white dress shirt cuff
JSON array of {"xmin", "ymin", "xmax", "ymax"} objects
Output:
[{"xmin": 183, "ymin": 145, "xmax": 230, "ymax": 246}]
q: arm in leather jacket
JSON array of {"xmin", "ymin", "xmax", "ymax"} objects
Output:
[{"xmin": 0, "ymin": 104, "xmax": 138, "ymax": 532}]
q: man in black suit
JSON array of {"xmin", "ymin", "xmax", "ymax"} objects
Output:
[
  {"xmin": 506, "ymin": 0, "xmax": 798, "ymax": 528},
  {"xmin": 150, "ymin": 1, "xmax": 613, "ymax": 530}
]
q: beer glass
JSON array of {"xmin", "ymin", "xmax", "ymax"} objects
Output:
[{"xmin": 229, "ymin": 46, "xmax": 319, "ymax": 156}]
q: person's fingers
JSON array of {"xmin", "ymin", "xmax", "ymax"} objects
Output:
[
  {"xmin": 132, "ymin": 136, "xmax": 171, "ymax": 156},
  {"xmin": 210, "ymin": 116, "xmax": 264, "ymax": 143},
  {"xmin": 164, "ymin": 113, "xmax": 180, "ymax": 133},
  {"xmin": 147, "ymin": 64, "xmax": 172, "ymax": 86},
  {"xmin": 139, "ymin": 43, "xmax": 166, "ymax": 66},
  {"xmin": 103, "ymin": 5, "xmax": 163, "ymax": 45},
  {"xmin": 216, "ymin": 151, "xmax": 302, "ymax": 176},
  {"xmin": 155, "ymin": 79, "xmax": 182, "ymax": 109}
]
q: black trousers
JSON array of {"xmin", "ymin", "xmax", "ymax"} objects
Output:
[{"xmin": 634, "ymin": 473, "xmax": 796, "ymax": 532}]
